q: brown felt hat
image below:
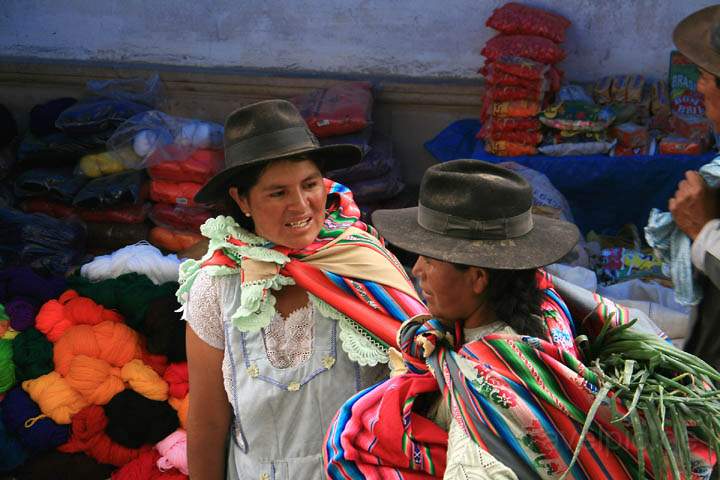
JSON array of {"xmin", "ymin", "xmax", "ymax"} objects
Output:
[
  {"xmin": 673, "ymin": 5, "xmax": 720, "ymax": 77},
  {"xmin": 372, "ymin": 160, "xmax": 580, "ymax": 270},
  {"xmin": 194, "ymin": 99, "xmax": 362, "ymax": 204}
]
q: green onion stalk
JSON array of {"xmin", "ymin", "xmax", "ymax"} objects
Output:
[{"xmin": 561, "ymin": 315, "xmax": 720, "ymax": 480}]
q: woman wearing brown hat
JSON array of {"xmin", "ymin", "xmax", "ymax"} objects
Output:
[
  {"xmin": 325, "ymin": 160, "xmax": 717, "ymax": 479},
  {"xmin": 177, "ymin": 99, "xmax": 429, "ymax": 479},
  {"xmin": 670, "ymin": 5, "xmax": 720, "ymax": 372}
]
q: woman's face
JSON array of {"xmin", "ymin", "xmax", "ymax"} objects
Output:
[
  {"xmin": 698, "ymin": 69, "xmax": 720, "ymax": 131},
  {"xmin": 230, "ymin": 159, "xmax": 327, "ymax": 249},
  {"xmin": 411, "ymin": 255, "xmax": 486, "ymax": 323}
]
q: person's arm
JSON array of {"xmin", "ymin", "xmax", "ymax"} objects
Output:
[
  {"xmin": 669, "ymin": 170, "xmax": 720, "ymax": 289},
  {"xmin": 186, "ymin": 326, "xmax": 231, "ymax": 480},
  {"xmin": 691, "ymin": 219, "xmax": 720, "ymax": 290},
  {"xmin": 183, "ymin": 271, "xmax": 231, "ymax": 480}
]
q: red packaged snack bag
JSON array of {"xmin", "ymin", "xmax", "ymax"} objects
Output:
[
  {"xmin": 482, "ymin": 35, "xmax": 566, "ymax": 65},
  {"xmin": 149, "ymin": 179, "xmax": 203, "ymax": 207},
  {"xmin": 487, "ymin": 85, "xmax": 545, "ymax": 102},
  {"xmin": 481, "ymin": 64, "xmax": 548, "ymax": 91},
  {"xmin": 291, "ymin": 82, "xmax": 373, "ymax": 138},
  {"xmin": 609, "ymin": 123, "xmax": 649, "ymax": 148},
  {"xmin": 150, "ymin": 203, "xmax": 213, "ymax": 232},
  {"xmin": 478, "ymin": 117, "xmax": 542, "ymax": 137},
  {"xmin": 491, "ymin": 100, "xmax": 542, "ymax": 118},
  {"xmin": 489, "ymin": 56, "xmax": 549, "ymax": 80},
  {"xmin": 485, "ymin": 140, "xmax": 537, "ymax": 156},
  {"xmin": 147, "ymin": 149, "xmax": 224, "ymax": 184},
  {"xmin": 486, "ymin": 2, "xmax": 570, "ymax": 43},
  {"xmin": 149, "ymin": 226, "xmax": 204, "ymax": 252},
  {"xmin": 480, "ymin": 95, "xmax": 492, "ymax": 122},
  {"xmin": 659, "ymin": 136, "xmax": 702, "ymax": 155},
  {"xmin": 481, "ymin": 130, "xmax": 543, "ymax": 145}
]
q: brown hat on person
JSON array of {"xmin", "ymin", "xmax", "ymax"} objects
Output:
[
  {"xmin": 194, "ymin": 99, "xmax": 362, "ymax": 204},
  {"xmin": 673, "ymin": 5, "xmax": 720, "ymax": 77}
]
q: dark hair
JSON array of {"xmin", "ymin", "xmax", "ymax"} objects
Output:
[
  {"xmin": 454, "ymin": 265, "xmax": 546, "ymax": 338},
  {"xmin": 218, "ymin": 156, "xmax": 324, "ymax": 231}
]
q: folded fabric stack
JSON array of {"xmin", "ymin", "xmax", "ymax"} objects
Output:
[
  {"xmin": 292, "ymin": 82, "xmax": 407, "ymax": 224},
  {"xmin": 146, "ymin": 147, "xmax": 222, "ymax": 253},
  {"xmin": 477, "ymin": 2, "xmax": 570, "ymax": 156}
]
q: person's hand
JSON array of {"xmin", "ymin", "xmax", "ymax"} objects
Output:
[{"xmin": 669, "ymin": 171, "xmax": 719, "ymax": 240}]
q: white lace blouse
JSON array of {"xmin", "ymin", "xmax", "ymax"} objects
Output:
[{"xmin": 184, "ymin": 269, "xmax": 385, "ymax": 407}]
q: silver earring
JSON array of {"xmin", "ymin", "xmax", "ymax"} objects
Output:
[{"xmin": 245, "ymin": 212, "xmax": 251, "ymax": 217}]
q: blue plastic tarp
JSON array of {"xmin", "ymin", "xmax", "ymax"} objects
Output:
[{"xmin": 425, "ymin": 119, "xmax": 717, "ymax": 235}]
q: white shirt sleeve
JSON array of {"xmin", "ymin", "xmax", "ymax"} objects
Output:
[{"xmin": 183, "ymin": 270, "xmax": 225, "ymax": 350}]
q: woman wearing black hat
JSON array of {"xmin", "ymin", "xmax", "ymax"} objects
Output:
[
  {"xmin": 178, "ymin": 99, "xmax": 429, "ymax": 479},
  {"xmin": 325, "ymin": 160, "xmax": 717, "ymax": 479}
]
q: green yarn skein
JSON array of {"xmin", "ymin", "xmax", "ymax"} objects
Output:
[
  {"xmin": 12, "ymin": 327, "xmax": 53, "ymax": 382},
  {"xmin": 0, "ymin": 339, "xmax": 16, "ymax": 393},
  {"xmin": 0, "ymin": 303, "xmax": 8, "ymax": 321},
  {"xmin": 68, "ymin": 272, "xmax": 178, "ymax": 330}
]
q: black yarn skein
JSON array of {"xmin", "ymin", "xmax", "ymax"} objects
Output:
[
  {"xmin": 140, "ymin": 295, "xmax": 187, "ymax": 362},
  {"xmin": 103, "ymin": 389, "xmax": 179, "ymax": 449}
]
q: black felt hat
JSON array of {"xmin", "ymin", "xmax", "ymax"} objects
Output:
[
  {"xmin": 372, "ymin": 159, "xmax": 579, "ymax": 270},
  {"xmin": 195, "ymin": 99, "xmax": 362, "ymax": 204}
]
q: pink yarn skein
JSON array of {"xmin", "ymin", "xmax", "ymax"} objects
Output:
[{"xmin": 156, "ymin": 429, "xmax": 188, "ymax": 475}]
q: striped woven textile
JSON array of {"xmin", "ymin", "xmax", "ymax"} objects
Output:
[
  {"xmin": 201, "ymin": 179, "xmax": 427, "ymax": 348},
  {"xmin": 324, "ymin": 274, "xmax": 716, "ymax": 479}
]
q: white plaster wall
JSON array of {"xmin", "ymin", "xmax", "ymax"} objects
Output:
[{"xmin": 0, "ymin": 0, "xmax": 716, "ymax": 81}]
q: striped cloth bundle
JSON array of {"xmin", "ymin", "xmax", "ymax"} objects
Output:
[{"xmin": 325, "ymin": 274, "xmax": 716, "ymax": 479}]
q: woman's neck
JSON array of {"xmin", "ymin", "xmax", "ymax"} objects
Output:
[{"xmin": 461, "ymin": 301, "xmax": 497, "ymax": 330}]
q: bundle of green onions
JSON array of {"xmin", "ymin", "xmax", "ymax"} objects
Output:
[{"xmin": 564, "ymin": 317, "xmax": 720, "ymax": 480}]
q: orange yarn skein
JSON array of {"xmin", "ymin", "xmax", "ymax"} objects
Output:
[
  {"xmin": 36, "ymin": 290, "xmax": 123, "ymax": 342},
  {"xmin": 65, "ymin": 355, "xmax": 125, "ymax": 405},
  {"xmin": 121, "ymin": 360, "xmax": 168, "ymax": 401},
  {"xmin": 54, "ymin": 321, "xmax": 141, "ymax": 376},
  {"xmin": 168, "ymin": 394, "xmax": 188, "ymax": 428},
  {"xmin": 21, "ymin": 371, "xmax": 89, "ymax": 424}
]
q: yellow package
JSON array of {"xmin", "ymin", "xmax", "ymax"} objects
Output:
[
  {"xmin": 593, "ymin": 76, "xmax": 613, "ymax": 104},
  {"xmin": 611, "ymin": 75, "xmax": 630, "ymax": 102},
  {"xmin": 78, "ymin": 152, "xmax": 126, "ymax": 177},
  {"xmin": 626, "ymin": 75, "xmax": 645, "ymax": 103}
]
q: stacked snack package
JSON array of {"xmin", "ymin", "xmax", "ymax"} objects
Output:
[
  {"xmin": 477, "ymin": 2, "xmax": 570, "ymax": 156},
  {"xmin": 146, "ymin": 148, "xmax": 222, "ymax": 253},
  {"xmin": 292, "ymin": 83, "xmax": 408, "ymax": 223},
  {"xmin": 659, "ymin": 51, "xmax": 711, "ymax": 155},
  {"xmin": 593, "ymin": 52, "xmax": 712, "ymax": 156},
  {"xmin": 592, "ymin": 74, "xmax": 657, "ymax": 156}
]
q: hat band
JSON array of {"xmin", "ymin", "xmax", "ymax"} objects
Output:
[
  {"xmin": 225, "ymin": 126, "xmax": 317, "ymax": 163},
  {"xmin": 417, "ymin": 203, "xmax": 534, "ymax": 240}
]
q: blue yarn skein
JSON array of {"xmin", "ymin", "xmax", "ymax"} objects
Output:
[
  {"xmin": 1, "ymin": 386, "xmax": 69, "ymax": 453},
  {"xmin": 0, "ymin": 404, "xmax": 27, "ymax": 472}
]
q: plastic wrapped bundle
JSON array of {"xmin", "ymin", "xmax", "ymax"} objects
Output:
[
  {"xmin": 14, "ymin": 168, "xmax": 89, "ymax": 203},
  {"xmin": 0, "ymin": 208, "xmax": 86, "ymax": 276}
]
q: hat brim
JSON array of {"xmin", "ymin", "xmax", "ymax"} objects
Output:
[
  {"xmin": 194, "ymin": 143, "xmax": 362, "ymax": 204},
  {"xmin": 673, "ymin": 5, "xmax": 720, "ymax": 77},
  {"xmin": 372, "ymin": 207, "xmax": 580, "ymax": 270}
]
